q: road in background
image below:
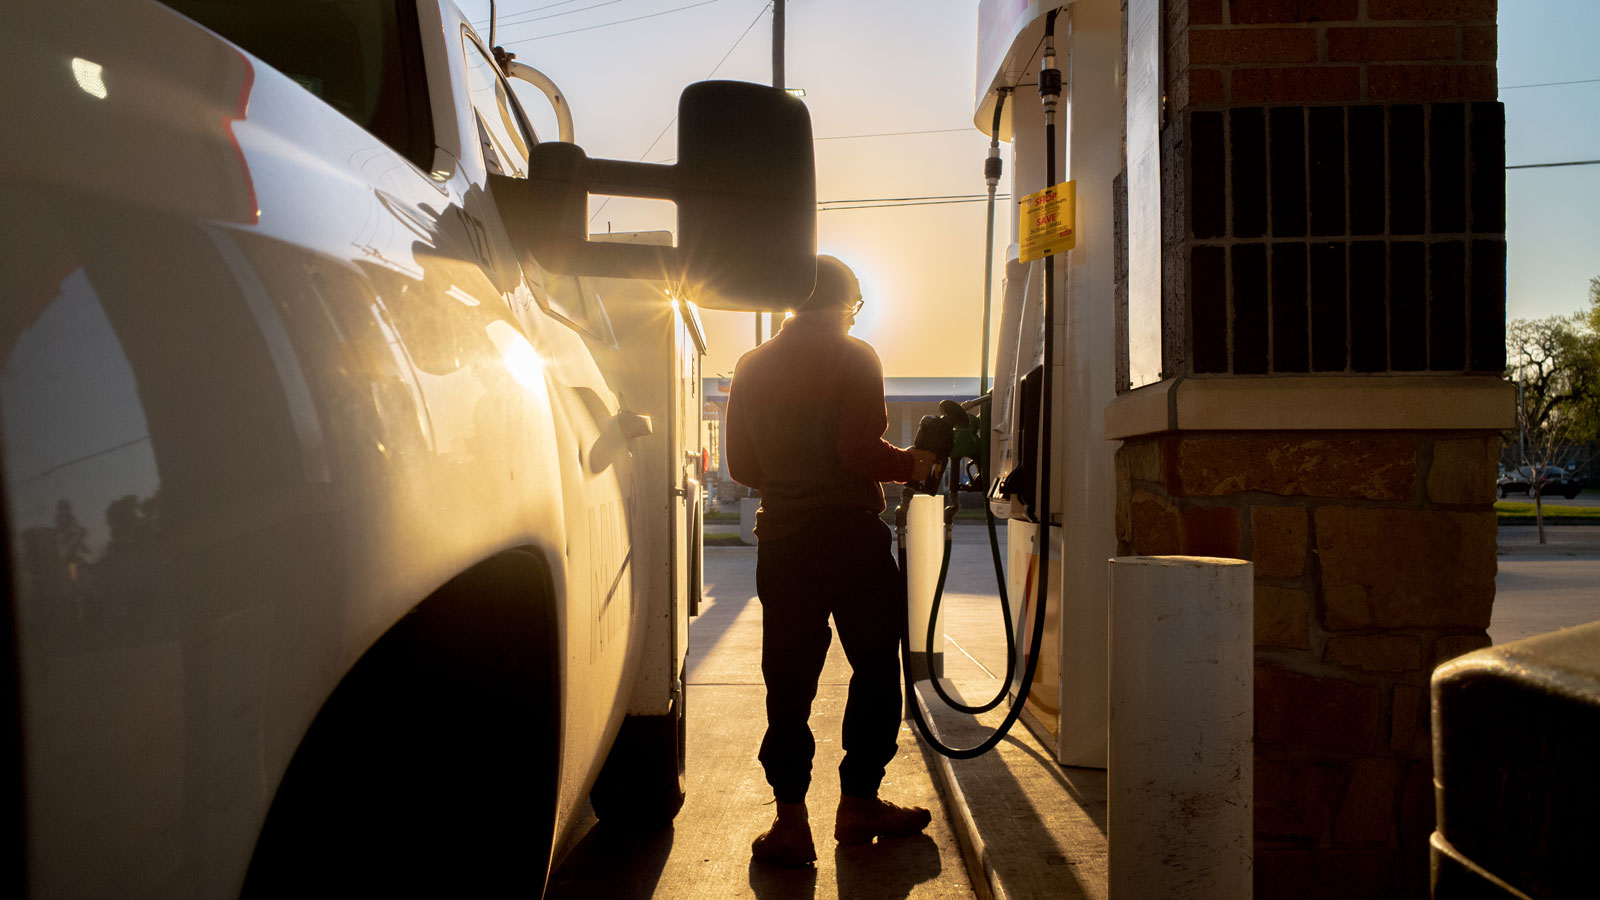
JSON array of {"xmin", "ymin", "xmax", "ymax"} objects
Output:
[
  {"xmin": 1495, "ymin": 490, "xmax": 1600, "ymax": 508},
  {"xmin": 1491, "ymin": 525, "xmax": 1600, "ymax": 645}
]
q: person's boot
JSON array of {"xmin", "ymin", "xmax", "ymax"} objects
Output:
[
  {"xmin": 834, "ymin": 794, "xmax": 932, "ymax": 845},
  {"xmin": 751, "ymin": 801, "xmax": 816, "ymax": 866}
]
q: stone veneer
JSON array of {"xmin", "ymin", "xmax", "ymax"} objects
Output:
[
  {"xmin": 1114, "ymin": 428, "xmax": 1500, "ymax": 896},
  {"xmin": 1113, "ymin": 0, "xmax": 1507, "ymax": 894}
]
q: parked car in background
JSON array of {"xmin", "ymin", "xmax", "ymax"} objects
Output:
[{"xmin": 1497, "ymin": 465, "xmax": 1582, "ymax": 499}]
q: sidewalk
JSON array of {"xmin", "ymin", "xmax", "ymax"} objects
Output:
[
  {"xmin": 912, "ymin": 684, "xmax": 1107, "ymax": 900},
  {"xmin": 689, "ymin": 515, "xmax": 1594, "ymax": 899},
  {"xmin": 1496, "ymin": 523, "xmax": 1600, "ymax": 556},
  {"xmin": 573, "ymin": 545, "xmax": 980, "ymax": 900},
  {"xmin": 908, "ymin": 533, "xmax": 1108, "ymax": 900}
]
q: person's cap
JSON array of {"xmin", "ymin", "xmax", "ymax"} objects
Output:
[{"xmin": 800, "ymin": 255, "xmax": 862, "ymax": 311}]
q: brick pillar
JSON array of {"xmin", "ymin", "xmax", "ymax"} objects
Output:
[{"xmin": 1113, "ymin": 2, "xmax": 1510, "ymax": 897}]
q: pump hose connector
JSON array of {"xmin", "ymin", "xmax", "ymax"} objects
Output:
[
  {"xmin": 984, "ymin": 87, "xmax": 1007, "ymax": 190},
  {"xmin": 1040, "ymin": 8, "xmax": 1063, "ymax": 110}
]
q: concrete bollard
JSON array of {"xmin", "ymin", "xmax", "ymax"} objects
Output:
[
  {"xmin": 1108, "ymin": 556, "xmax": 1253, "ymax": 900},
  {"xmin": 739, "ymin": 497, "xmax": 759, "ymax": 545},
  {"xmin": 904, "ymin": 493, "xmax": 947, "ymax": 682}
]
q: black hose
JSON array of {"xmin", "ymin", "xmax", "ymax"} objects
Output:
[
  {"xmin": 901, "ymin": 7, "xmax": 1063, "ymax": 759},
  {"xmin": 921, "ymin": 477, "xmax": 1014, "ymax": 715},
  {"xmin": 917, "ymin": 86, "xmax": 1017, "ymax": 716},
  {"xmin": 898, "ymin": 486, "xmax": 1049, "ymax": 760}
]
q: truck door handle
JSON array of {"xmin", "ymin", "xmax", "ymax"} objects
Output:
[{"xmin": 616, "ymin": 410, "xmax": 652, "ymax": 441}]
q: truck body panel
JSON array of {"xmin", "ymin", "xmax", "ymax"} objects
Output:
[{"xmin": 0, "ymin": 0, "xmax": 712, "ymax": 894}]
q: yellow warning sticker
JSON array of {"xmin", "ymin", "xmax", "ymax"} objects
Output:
[{"xmin": 1018, "ymin": 181, "xmax": 1076, "ymax": 263}]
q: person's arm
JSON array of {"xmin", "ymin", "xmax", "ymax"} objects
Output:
[
  {"xmin": 724, "ymin": 370, "xmax": 764, "ymax": 490},
  {"xmin": 835, "ymin": 344, "xmax": 918, "ymax": 483}
]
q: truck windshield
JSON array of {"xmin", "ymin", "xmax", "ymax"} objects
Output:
[{"xmin": 157, "ymin": 0, "xmax": 433, "ymax": 169}]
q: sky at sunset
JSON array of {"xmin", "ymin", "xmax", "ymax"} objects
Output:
[{"xmin": 461, "ymin": 0, "xmax": 1600, "ymax": 378}]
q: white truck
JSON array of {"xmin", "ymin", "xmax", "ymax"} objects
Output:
[{"xmin": 0, "ymin": 0, "xmax": 814, "ymax": 896}]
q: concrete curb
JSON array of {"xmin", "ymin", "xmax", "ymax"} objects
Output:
[
  {"xmin": 1496, "ymin": 524, "xmax": 1600, "ymax": 557},
  {"xmin": 911, "ymin": 683, "xmax": 1007, "ymax": 900}
]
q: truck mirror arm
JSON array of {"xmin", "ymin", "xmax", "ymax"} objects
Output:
[{"xmin": 488, "ymin": 81, "xmax": 817, "ymax": 312}]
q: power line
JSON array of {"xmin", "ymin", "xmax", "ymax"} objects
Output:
[
  {"xmin": 473, "ymin": 0, "xmax": 589, "ymax": 28},
  {"xmin": 819, "ymin": 156, "xmax": 1600, "ymax": 210},
  {"xmin": 490, "ymin": 0, "xmax": 630, "ymax": 31},
  {"xmin": 1501, "ymin": 77, "xmax": 1600, "ymax": 90},
  {"xmin": 588, "ymin": 0, "xmax": 770, "ymax": 223},
  {"xmin": 1507, "ymin": 159, "xmax": 1600, "ymax": 170},
  {"xmin": 821, "ymin": 193, "xmax": 995, "ymax": 204},
  {"xmin": 503, "ymin": 0, "xmax": 720, "ymax": 44},
  {"xmin": 820, "ymin": 196, "xmax": 1012, "ymax": 212},
  {"xmin": 645, "ymin": 124, "xmax": 980, "ymax": 161},
  {"xmin": 815, "ymin": 127, "xmax": 973, "ymax": 141},
  {"xmin": 706, "ymin": 0, "xmax": 771, "ymax": 79}
]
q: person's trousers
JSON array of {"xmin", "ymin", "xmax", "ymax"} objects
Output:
[{"xmin": 755, "ymin": 510, "xmax": 904, "ymax": 805}]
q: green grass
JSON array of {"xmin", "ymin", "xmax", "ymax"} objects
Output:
[
  {"xmin": 1495, "ymin": 499, "xmax": 1600, "ymax": 520},
  {"xmin": 702, "ymin": 509, "xmax": 740, "ymax": 522},
  {"xmin": 703, "ymin": 532, "xmax": 750, "ymax": 547}
]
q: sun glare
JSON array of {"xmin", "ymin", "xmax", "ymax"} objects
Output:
[
  {"xmin": 71, "ymin": 58, "xmax": 107, "ymax": 100},
  {"xmin": 487, "ymin": 320, "xmax": 544, "ymax": 391}
]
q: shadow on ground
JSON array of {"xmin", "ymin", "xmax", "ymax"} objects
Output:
[
  {"xmin": 834, "ymin": 834, "xmax": 942, "ymax": 899},
  {"xmin": 745, "ymin": 832, "xmax": 942, "ymax": 900},
  {"xmin": 544, "ymin": 823, "xmax": 675, "ymax": 899}
]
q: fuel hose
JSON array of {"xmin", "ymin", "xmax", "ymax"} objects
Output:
[{"xmin": 901, "ymin": 7, "xmax": 1064, "ymax": 760}]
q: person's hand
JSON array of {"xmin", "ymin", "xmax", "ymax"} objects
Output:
[{"xmin": 908, "ymin": 449, "xmax": 936, "ymax": 482}]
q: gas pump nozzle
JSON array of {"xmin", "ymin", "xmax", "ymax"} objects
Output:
[{"xmin": 911, "ymin": 399, "xmax": 970, "ymax": 495}]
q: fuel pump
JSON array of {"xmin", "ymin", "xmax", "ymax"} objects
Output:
[
  {"xmin": 899, "ymin": 7, "xmax": 1065, "ymax": 760},
  {"xmin": 898, "ymin": 398, "xmax": 1016, "ymax": 716}
]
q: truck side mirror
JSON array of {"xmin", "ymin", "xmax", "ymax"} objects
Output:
[{"xmin": 491, "ymin": 80, "xmax": 817, "ymax": 311}]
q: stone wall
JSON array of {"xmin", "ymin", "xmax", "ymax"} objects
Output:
[
  {"xmin": 1115, "ymin": 429, "xmax": 1499, "ymax": 896},
  {"xmin": 1115, "ymin": 0, "xmax": 1506, "ymax": 892}
]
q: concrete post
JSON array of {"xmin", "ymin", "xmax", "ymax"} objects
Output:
[
  {"xmin": 1108, "ymin": 556, "xmax": 1253, "ymax": 899},
  {"xmin": 904, "ymin": 493, "xmax": 946, "ymax": 682}
]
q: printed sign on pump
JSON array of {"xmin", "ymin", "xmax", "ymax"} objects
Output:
[{"xmin": 1019, "ymin": 181, "xmax": 1076, "ymax": 262}]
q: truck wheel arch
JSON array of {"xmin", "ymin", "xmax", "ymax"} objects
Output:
[{"xmin": 241, "ymin": 547, "xmax": 563, "ymax": 896}]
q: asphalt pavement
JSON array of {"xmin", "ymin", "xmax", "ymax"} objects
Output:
[{"xmin": 1492, "ymin": 524, "xmax": 1600, "ymax": 644}]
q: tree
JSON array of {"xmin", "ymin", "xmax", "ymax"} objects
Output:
[
  {"xmin": 1589, "ymin": 276, "xmax": 1600, "ymax": 334},
  {"xmin": 1505, "ymin": 299, "xmax": 1600, "ymax": 541},
  {"xmin": 1507, "ymin": 314, "xmax": 1596, "ymax": 446},
  {"xmin": 1580, "ymin": 276, "xmax": 1600, "ymax": 441}
]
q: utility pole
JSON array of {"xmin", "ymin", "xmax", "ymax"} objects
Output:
[
  {"xmin": 755, "ymin": 0, "xmax": 786, "ymax": 347},
  {"xmin": 772, "ymin": 0, "xmax": 785, "ymax": 90}
]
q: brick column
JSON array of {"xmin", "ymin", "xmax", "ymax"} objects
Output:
[{"xmin": 1114, "ymin": 1, "xmax": 1510, "ymax": 897}]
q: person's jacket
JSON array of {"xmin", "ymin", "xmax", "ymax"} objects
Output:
[{"xmin": 725, "ymin": 314, "xmax": 915, "ymax": 540}]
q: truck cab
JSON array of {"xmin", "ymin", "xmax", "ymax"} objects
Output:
[{"xmin": 0, "ymin": 0, "xmax": 811, "ymax": 895}]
